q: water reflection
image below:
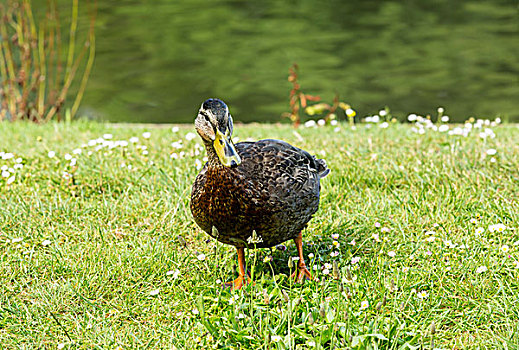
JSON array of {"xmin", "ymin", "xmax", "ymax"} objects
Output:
[{"xmin": 58, "ymin": 0, "xmax": 519, "ymax": 122}]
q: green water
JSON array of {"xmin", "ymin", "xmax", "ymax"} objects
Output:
[{"xmin": 59, "ymin": 0, "xmax": 519, "ymax": 122}]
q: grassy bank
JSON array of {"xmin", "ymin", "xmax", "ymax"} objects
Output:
[{"xmin": 1, "ymin": 121, "xmax": 518, "ymax": 348}]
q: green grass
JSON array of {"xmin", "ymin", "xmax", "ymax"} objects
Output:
[{"xmin": 0, "ymin": 120, "xmax": 518, "ymax": 349}]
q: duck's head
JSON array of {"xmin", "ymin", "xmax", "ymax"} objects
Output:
[{"xmin": 195, "ymin": 98, "xmax": 241, "ymax": 168}]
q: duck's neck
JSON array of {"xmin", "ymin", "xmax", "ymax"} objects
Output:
[{"xmin": 204, "ymin": 142, "xmax": 225, "ymax": 169}]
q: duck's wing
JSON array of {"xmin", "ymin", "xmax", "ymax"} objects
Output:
[{"xmin": 235, "ymin": 139, "xmax": 329, "ymax": 195}]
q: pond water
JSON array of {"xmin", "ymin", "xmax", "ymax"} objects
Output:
[{"xmin": 53, "ymin": 0, "xmax": 519, "ymax": 122}]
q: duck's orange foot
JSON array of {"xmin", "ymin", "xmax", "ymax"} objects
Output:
[
  {"xmin": 290, "ymin": 265, "xmax": 313, "ymax": 283},
  {"xmin": 224, "ymin": 275, "xmax": 252, "ymax": 290}
]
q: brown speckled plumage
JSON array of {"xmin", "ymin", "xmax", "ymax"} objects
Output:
[{"xmin": 191, "ymin": 134, "xmax": 329, "ymax": 249}]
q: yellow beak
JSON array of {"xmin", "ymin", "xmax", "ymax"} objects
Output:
[{"xmin": 213, "ymin": 130, "xmax": 241, "ymax": 168}]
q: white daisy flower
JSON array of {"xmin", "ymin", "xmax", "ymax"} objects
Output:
[
  {"xmin": 476, "ymin": 266, "xmax": 487, "ymax": 274},
  {"xmin": 185, "ymin": 132, "xmax": 197, "ymax": 141},
  {"xmin": 171, "ymin": 141, "xmax": 183, "ymax": 149},
  {"xmin": 417, "ymin": 290, "xmax": 429, "ymax": 299},
  {"xmin": 500, "ymin": 245, "xmax": 510, "ymax": 253},
  {"xmin": 304, "ymin": 120, "xmax": 316, "ymax": 128},
  {"xmin": 167, "ymin": 269, "xmax": 181, "ymax": 279},
  {"xmin": 271, "ymin": 335, "xmax": 282, "ymax": 342},
  {"xmin": 489, "ymin": 224, "xmax": 506, "ymax": 233},
  {"xmin": 6, "ymin": 175, "xmax": 15, "ymax": 185}
]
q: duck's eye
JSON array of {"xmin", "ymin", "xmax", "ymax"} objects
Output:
[{"xmin": 199, "ymin": 110, "xmax": 211, "ymax": 123}]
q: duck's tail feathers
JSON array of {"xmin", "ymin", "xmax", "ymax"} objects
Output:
[{"xmin": 315, "ymin": 158, "xmax": 330, "ymax": 178}]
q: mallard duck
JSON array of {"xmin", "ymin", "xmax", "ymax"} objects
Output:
[{"xmin": 190, "ymin": 98, "xmax": 329, "ymax": 289}]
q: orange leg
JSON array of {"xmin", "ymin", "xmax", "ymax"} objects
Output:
[
  {"xmin": 290, "ymin": 231, "xmax": 313, "ymax": 283},
  {"xmin": 225, "ymin": 247, "xmax": 251, "ymax": 290}
]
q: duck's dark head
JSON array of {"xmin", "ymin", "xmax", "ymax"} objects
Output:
[{"xmin": 195, "ymin": 98, "xmax": 241, "ymax": 168}]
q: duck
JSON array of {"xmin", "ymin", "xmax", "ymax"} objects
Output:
[{"xmin": 190, "ymin": 98, "xmax": 330, "ymax": 289}]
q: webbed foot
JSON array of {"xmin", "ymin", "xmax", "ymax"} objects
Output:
[
  {"xmin": 224, "ymin": 246, "xmax": 251, "ymax": 290},
  {"xmin": 290, "ymin": 265, "xmax": 313, "ymax": 283},
  {"xmin": 224, "ymin": 275, "xmax": 252, "ymax": 290}
]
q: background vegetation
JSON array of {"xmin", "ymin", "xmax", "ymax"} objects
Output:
[
  {"xmin": 0, "ymin": 0, "xmax": 95, "ymax": 122},
  {"xmin": 26, "ymin": 0, "xmax": 519, "ymax": 123}
]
